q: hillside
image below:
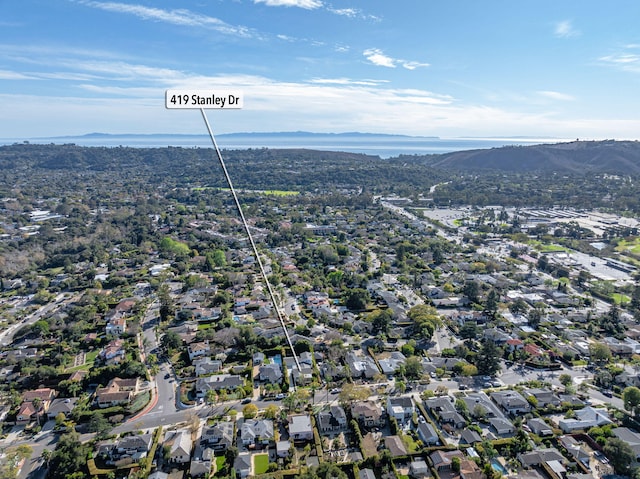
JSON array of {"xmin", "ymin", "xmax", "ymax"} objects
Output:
[{"xmin": 420, "ymin": 140, "xmax": 640, "ymax": 174}]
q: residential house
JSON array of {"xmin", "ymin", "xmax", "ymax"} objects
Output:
[
  {"xmin": 384, "ymin": 436, "xmax": 408, "ymax": 457},
  {"xmin": 409, "ymin": 458, "xmax": 430, "ymax": 478},
  {"xmin": 116, "ymin": 434, "xmax": 153, "ymax": 462},
  {"xmin": 234, "ymin": 452, "xmax": 252, "ymax": 479},
  {"xmin": 259, "ymin": 363, "xmax": 283, "ymax": 384},
  {"xmin": 345, "ymin": 351, "xmax": 379, "ymax": 379},
  {"xmin": 16, "ymin": 402, "xmax": 40, "ymax": 423},
  {"xmin": 288, "ymin": 414, "xmax": 313, "ymax": 443},
  {"xmin": 188, "ymin": 341, "xmax": 210, "ymax": 362},
  {"xmin": 193, "ymin": 357, "xmax": 223, "ymax": 377},
  {"xmin": 165, "ymin": 428, "xmax": 192, "ymax": 463},
  {"xmin": 489, "ymin": 417, "xmax": 515, "ymax": 436},
  {"xmin": 459, "ymin": 428, "xmax": 483, "ymax": 445},
  {"xmin": 291, "ymin": 366, "xmax": 314, "ymax": 386},
  {"xmin": 526, "ymin": 388, "xmax": 561, "ymax": 408},
  {"xmin": 95, "ymin": 377, "xmax": 138, "ymax": 408},
  {"xmin": 351, "ymin": 401, "xmax": 384, "ymax": 428},
  {"xmin": 317, "ymin": 406, "xmax": 347, "ymax": 435},
  {"xmin": 276, "ymin": 440, "xmax": 291, "ymax": 459},
  {"xmin": 426, "ymin": 396, "xmax": 467, "ymax": 429},
  {"xmin": 47, "ymin": 398, "xmax": 78, "ymax": 420},
  {"xmin": 417, "ymin": 420, "xmax": 439, "ymax": 445},
  {"xmin": 463, "ymin": 392, "xmax": 503, "ymax": 420},
  {"xmin": 190, "ymin": 442, "xmax": 214, "ymax": 478},
  {"xmin": 22, "ymin": 388, "xmax": 56, "ymax": 407},
  {"xmin": 558, "ymin": 406, "xmax": 612, "ymax": 433},
  {"xmin": 387, "ymin": 396, "xmax": 414, "ymax": 423},
  {"xmin": 195, "ymin": 374, "xmax": 244, "ymax": 397},
  {"xmin": 527, "ymin": 418, "xmax": 553, "ymax": 436},
  {"xmin": 252, "ymin": 352, "xmax": 265, "ymax": 366},
  {"xmin": 106, "ymin": 317, "xmax": 127, "ymax": 336},
  {"xmin": 430, "ymin": 450, "xmax": 465, "ymax": 472},
  {"xmin": 612, "ymin": 427, "xmax": 640, "ymax": 461},
  {"xmin": 359, "ymin": 469, "xmax": 377, "ymax": 479},
  {"xmin": 491, "ymin": 390, "xmax": 531, "ymax": 416},
  {"xmin": 241, "ymin": 419, "xmax": 274, "ymax": 448},
  {"xmin": 201, "ymin": 421, "xmax": 234, "ymax": 452},
  {"xmin": 559, "ymin": 436, "xmax": 591, "ymax": 468},
  {"xmin": 379, "ymin": 352, "xmax": 406, "ymax": 376},
  {"xmin": 517, "ymin": 448, "xmax": 566, "ymax": 468},
  {"xmin": 100, "ymin": 339, "xmax": 126, "ymax": 364},
  {"xmin": 460, "ymin": 459, "xmax": 484, "ymax": 479}
]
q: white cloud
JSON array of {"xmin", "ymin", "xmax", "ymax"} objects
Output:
[
  {"xmin": 309, "ymin": 77, "xmax": 388, "ymax": 86},
  {"xmin": 329, "ymin": 7, "xmax": 357, "ymax": 17},
  {"xmin": 554, "ymin": 20, "xmax": 579, "ymax": 38},
  {"xmin": 599, "ymin": 47, "xmax": 640, "ymax": 73},
  {"xmin": 363, "ymin": 49, "xmax": 429, "ymax": 70},
  {"xmin": 402, "ymin": 61, "xmax": 430, "ymax": 70},
  {"xmin": 254, "ymin": 0, "xmax": 323, "ymax": 9},
  {"xmin": 0, "ymin": 70, "xmax": 36, "ymax": 80},
  {"xmin": 78, "ymin": 1, "xmax": 254, "ymax": 37},
  {"xmin": 537, "ymin": 90, "xmax": 575, "ymax": 101},
  {"xmin": 363, "ymin": 48, "xmax": 397, "ymax": 68}
]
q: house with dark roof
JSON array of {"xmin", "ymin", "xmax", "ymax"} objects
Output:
[
  {"xmin": 491, "ymin": 390, "xmax": 531, "ymax": 416},
  {"xmin": 426, "ymin": 396, "xmax": 467, "ymax": 429},
  {"xmin": 47, "ymin": 398, "xmax": 78, "ymax": 420},
  {"xmin": 234, "ymin": 452, "xmax": 252, "ymax": 479},
  {"xmin": 526, "ymin": 388, "xmax": 561, "ymax": 408},
  {"xmin": 459, "ymin": 428, "xmax": 483, "ymax": 445},
  {"xmin": 195, "ymin": 374, "xmax": 244, "ymax": 397},
  {"xmin": 518, "ymin": 447, "xmax": 566, "ymax": 468},
  {"xmin": 417, "ymin": 420, "xmax": 439, "ymax": 445},
  {"xmin": 527, "ymin": 418, "xmax": 553, "ymax": 436},
  {"xmin": 259, "ymin": 363, "xmax": 283, "ymax": 384},
  {"xmin": 384, "ymin": 435, "xmax": 408, "ymax": 457},
  {"xmin": 351, "ymin": 400, "xmax": 384, "ymax": 428},
  {"xmin": 430, "ymin": 450, "xmax": 465, "ymax": 472},
  {"xmin": 316, "ymin": 406, "xmax": 348, "ymax": 435},
  {"xmin": 201, "ymin": 421, "xmax": 234, "ymax": 452}
]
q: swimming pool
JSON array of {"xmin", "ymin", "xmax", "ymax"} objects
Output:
[{"xmin": 491, "ymin": 459, "xmax": 508, "ymax": 475}]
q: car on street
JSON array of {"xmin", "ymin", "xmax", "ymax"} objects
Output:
[
  {"xmin": 275, "ymin": 393, "xmax": 286, "ymax": 400},
  {"xmin": 241, "ymin": 398, "xmax": 252, "ymax": 404}
]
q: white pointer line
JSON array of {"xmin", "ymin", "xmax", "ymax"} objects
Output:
[{"xmin": 199, "ymin": 108, "xmax": 301, "ymax": 372}]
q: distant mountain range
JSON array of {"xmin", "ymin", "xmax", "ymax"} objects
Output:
[
  {"xmin": 418, "ymin": 139, "xmax": 640, "ymax": 174},
  {"xmin": 7, "ymin": 132, "xmax": 640, "ymax": 174}
]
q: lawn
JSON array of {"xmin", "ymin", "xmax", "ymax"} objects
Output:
[
  {"xmin": 616, "ymin": 238, "xmax": 640, "ymax": 255},
  {"xmin": 253, "ymin": 453, "xmax": 270, "ymax": 474},
  {"xmin": 612, "ymin": 293, "xmax": 631, "ymax": 305},
  {"xmin": 215, "ymin": 456, "xmax": 226, "ymax": 474}
]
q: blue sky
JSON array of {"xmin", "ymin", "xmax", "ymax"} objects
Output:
[{"xmin": 2, "ymin": 0, "xmax": 640, "ymax": 139}]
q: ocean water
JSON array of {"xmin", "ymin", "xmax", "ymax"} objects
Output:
[{"xmin": 1, "ymin": 134, "xmax": 562, "ymax": 159}]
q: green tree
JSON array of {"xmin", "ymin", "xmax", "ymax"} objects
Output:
[
  {"xmin": 476, "ymin": 340, "xmax": 501, "ymax": 376},
  {"xmin": 590, "ymin": 342, "xmax": 612, "ymax": 366},
  {"xmin": 48, "ymin": 432, "xmax": 89, "ymax": 479},
  {"xmin": 242, "ymin": 403, "xmax": 258, "ymax": 419},
  {"xmin": 603, "ymin": 437, "xmax": 635, "ymax": 475},
  {"xmin": 463, "ymin": 280, "xmax": 480, "ymax": 303},
  {"xmin": 161, "ymin": 330, "xmax": 182, "ymax": 352},
  {"xmin": 404, "ymin": 356, "xmax": 423, "ymax": 380},
  {"xmin": 370, "ymin": 309, "xmax": 392, "ymax": 336},
  {"xmin": 484, "ymin": 289, "xmax": 499, "ymax": 317},
  {"xmin": 623, "ymin": 386, "xmax": 640, "ymax": 416},
  {"xmin": 344, "ymin": 288, "xmax": 369, "ymax": 311}
]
